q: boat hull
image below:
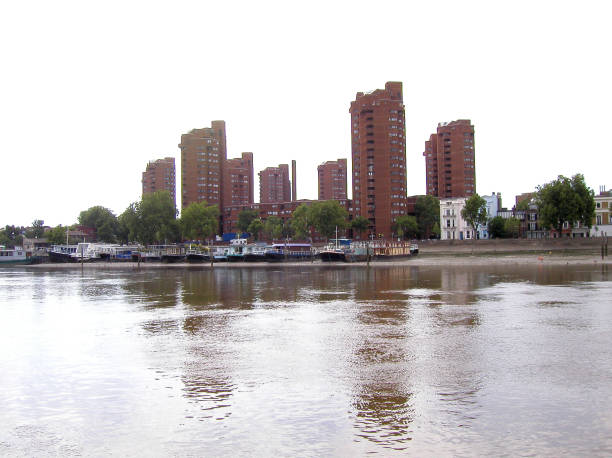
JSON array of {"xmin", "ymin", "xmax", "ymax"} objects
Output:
[
  {"xmin": 345, "ymin": 253, "xmax": 368, "ymax": 263},
  {"xmin": 0, "ymin": 258, "xmax": 35, "ymax": 266},
  {"xmin": 48, "ymin": 251, "xmax": 77, "ymax": 263},
  {"xmin": 186, "ymin": 253, "xmax": 211, "ymax": 263},
  {"xmin": 161, "ymin": 254, "xmax": 186, "ymax": 263},
  {"xmin": 244, "ymin": 254, "xmax": 266, "ymax": 262},
  {"xmin": 319, "ymin": 250, "xmax": 347, "ymax": 262}
]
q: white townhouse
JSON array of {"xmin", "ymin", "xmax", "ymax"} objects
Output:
[
  {"xmin": 440, "ymin": 197, "xmax": 473, "ymax": 240},
  {"xmin": 476, "ymin": 192, "xmax": 501, "ymax": 239}
]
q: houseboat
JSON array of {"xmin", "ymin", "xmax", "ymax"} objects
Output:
[
  {"xmin": 0, "ymin": 246, "xmax": 32, "ymax": 265},
  {"xmin": 211, "ymin": 246, "xmax": 229, "ymax": 262},
  {"xmin": 265, "ymin": 243, "xmax": 313, "ymax": 262},
  {"xmin": 97, "ymin": 244, "xmax": 140, "ymax": 262},
  {"xmin": 227, "ymin": 238, "xmax": 247, "ymax": 262},
  {"xmin": 369, "ymin": 241, "xmax": 418, "ymax": 260},
  {"xmin": 319, "ymin": 238, "xmax": 351, "ymax": 262},
  {"xmin": 48, "ymin": 245, "xmax": 79, "ymax": 262},
  {"xmin": 161, "ymin": 245, "xmax": 186, "ymax": 263},
  {"xmin": 344, "ymin": 242, "xmax": 369, "ymax": 263},
  {"xmin": 186, "ymin": 248, "xmax": 210, "ymax": 263},
  {"xmin": 243, "ymin": 243, "xmax": 268, "ymax": 262}
]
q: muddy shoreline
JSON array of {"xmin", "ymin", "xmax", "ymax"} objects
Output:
[{"xmin": 20, "ymin": 252, "xmax": 612, "ymax": 269}]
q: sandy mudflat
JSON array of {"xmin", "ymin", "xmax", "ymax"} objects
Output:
[{"xmin": 24, "ymin": 253, "xmax": 611, "ymax": 269}]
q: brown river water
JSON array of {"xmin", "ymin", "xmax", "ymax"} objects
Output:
[{"xmin": 1, "ymin": 264, "xmax": 611, "ymax": 456}]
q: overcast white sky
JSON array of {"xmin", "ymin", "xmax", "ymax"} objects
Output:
[{"xmin": 1, "ymin": 0, "xmax": 610, "ymax": 227}]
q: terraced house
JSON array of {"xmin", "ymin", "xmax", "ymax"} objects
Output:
[{"xmin": 592, "ymin": 187, "xmax": 611, "ymax": 237}]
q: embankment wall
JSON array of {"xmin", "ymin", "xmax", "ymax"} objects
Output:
[{"xmin": 418, "ymin": 238, "xmax": 607, "ymax": 255}]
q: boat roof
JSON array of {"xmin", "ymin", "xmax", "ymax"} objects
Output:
[{"xmin": 270, "ymin": 243, "xmax": 311, "ymax": 247}]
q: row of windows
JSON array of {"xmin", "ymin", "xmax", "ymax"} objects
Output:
[{"xmin": 197, "ymin": 183, "xmax": 219, "ymax": 188}]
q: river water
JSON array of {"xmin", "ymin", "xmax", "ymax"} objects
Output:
[{"xmin": 1, "ymin": 264, "xmax": 611, "ymax": 456}]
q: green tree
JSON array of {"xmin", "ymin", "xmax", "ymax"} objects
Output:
[
  {"xmin": 516, "ymin": 199, "xmax": 531, "ymax": 211},
  {"xmin": 0, "ymin": 228, "xmax": 9, "ymax": 247},
  {"xmin": 394, "ymin": 215, "xmax": 418, "ymax": 240},
  {"xmin": 237, "ymin": 209, "xmax": 258, "ymax": 234},
  {"xmin": 415, "ymin": 195, "xmax": 440, "ymax": 239},
  {"xmin": 119, "ymin": 191, "xmax": 179, "ymax": 245},
  {"xmin": 461, "ymin": 194, "xmax": 488, "ymax": 241},
  {"xmin": 488, "ymin": 216, "xmax": 506, "ymax": 238},
  {"xmin": 26, "ymin": 219, "xmax": 45, "ymax": 239},
  {"xmin": 536, "ymin": 174, "xmax": 595, "ymax": 236},
  {"xmin": 78, "ymin": 206, "xmax": 119, "ymax": 242},
  {"xmin": 118, "ymin": 203, "xmax": 139, "ymax": 244},
  {"xmin": 351, "ymin": 215, "xmax": 369, "ymax": 240},
  {"xmin": 0, "ymin": 225, "xmax": 24, "ymax": 248},
  {"xmin": 46, "ymin": 225, "xmax": 67, "ymax": 245},
  {"xmin": 264, "ymin": 216, "xmax": 283, "ymax": 240},
  {"xmin": 504, "ymin": 217, "xmax": 521, "ymax": 238},
  {"xmin": 290, "ymin": 204, "xmax": 311, "ymax": 240},
  {"xmin": 247, "ymin": 218, "xmax": 264, "ymax": 241},
  {"xmin": 432, "ymin": 222, "xmax": 441, "ymax": 239},
  {"xmin": 180, "ymin": 201, "xmax": 220, "ymax": 241},
  {"xmin": 281, "ymin": 219, "xmax": 294, "ymax": 239},
  {"xmin": 307, "ymin": 200, "xmax": 348, "ymax": 240},
  {"xmin": 139, "ymin": 191, "xmax": 179, "ymax": 244}
]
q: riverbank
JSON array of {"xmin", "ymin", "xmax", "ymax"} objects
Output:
[
  {"xmin": 20, "ymin": 252, "xmax": 611, "ymax": 269},
  {"xmin": 417, "ymin": 237, "xmax": 607, "ymax": 255}
]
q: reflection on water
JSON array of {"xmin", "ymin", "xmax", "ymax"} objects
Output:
[{"xmin": 0, "ymin": 264, "xmax": 611, "ymax": 456}]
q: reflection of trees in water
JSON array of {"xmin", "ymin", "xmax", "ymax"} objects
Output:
[
  {"xmin": 179, "ymin": 272, "xmax": 239, "ymax": 420},
  {"xmin": 345, "ymin": 265, "xmax": 493, "ymax": 449},
  {"xmin": 348, "ymin": 276, "xmax": 416, "ymax": 450},
  {"xmin": 352, "ymin": 384, "xmax": 414, "ymax": 450},
  {"xmin": 530, "ymin": 263, "xmax": 609, "ymax": 285},
  {"xmin": 181, "ymin": 362, "xmax": 235, "ymax": 420},
  {"xmin": 179, "ymin": 310, "xmax": 237, "ymax": 421},
  {"xmin": 181, "ymin": 268, "xmax": 307, "ymax": 308},
  {"xmin": 438, "ymin": 269, "xmax": 491, "ymax": 306},
  {"xmin": 125, "ymin": 264, "xmax": 611, "ymax": 434},
  {"xmin": 119, "ymin": 271, "xmax": 180, "ymax": 309},
  {"xmin": 414, "ymin": 268, "xmax": 486, "ymax": 432}
]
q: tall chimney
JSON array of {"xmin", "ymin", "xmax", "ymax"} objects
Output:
[{"xmin": 291, "ymin": 160, "xmax": 297, "ymax": 201}]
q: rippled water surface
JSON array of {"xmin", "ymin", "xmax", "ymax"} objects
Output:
[{"xmin": 1, "ymin": 264, "xmax": 611, "ymax": 456}]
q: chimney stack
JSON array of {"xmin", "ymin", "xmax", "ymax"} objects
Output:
[{"xmin": 291, "ymin": 160, "xmax": 297, "ymax": 201}]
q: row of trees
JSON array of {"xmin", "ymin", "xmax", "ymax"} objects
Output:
[
  {"xmin": 118, "ymin": 192, "xmax": 219, "ymax": 245},
  {"xmin": 4, "ymin": 174, "xmax": 595, "ymax": 247},
  {"xmin": 2, "ymin": 193, "xmax": 442, "ymax": 247},
  {"xmin": 0, "ymin": 220, "xmax": 49, "ymax": 248},
  {"xmin": 233, "ymin": 195, "xmax": 441, "ymax": 241},
  {"xmin": 233, "ymin": 200, "xmax": 351, "ymax": 241},
  {"xmin": 0, "ymin": 192, "xmax": 215, "ymax": 247},
  {"xmin": 459, "ymin": 174, "xmax": 596, "ymax": 239}
]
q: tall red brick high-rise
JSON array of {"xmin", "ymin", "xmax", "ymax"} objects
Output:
[
  {"xmin": 179, "ymin": 120, "xmax": 227, "ymax": 210},
  {"xmin": 350, "ymin": 82, "xmax": 407, "ymax": 239},
  {"xmin": 317, "ymin": 158, "xmax": 347, "ymax": 201},
  {"xmin": 259, "ymin": 164, "xmax": 291, "ymax": 203},
  {"xmin": 223, "ymin": 152, "xmax": 254, "ymax": 206},
  {"xmin": 142, "ymin": 157, "xmax": 176, "ymax": 206},
  {"xmin": 423, "ymin": 120, "xmax": 475, "ymax": 198}
]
